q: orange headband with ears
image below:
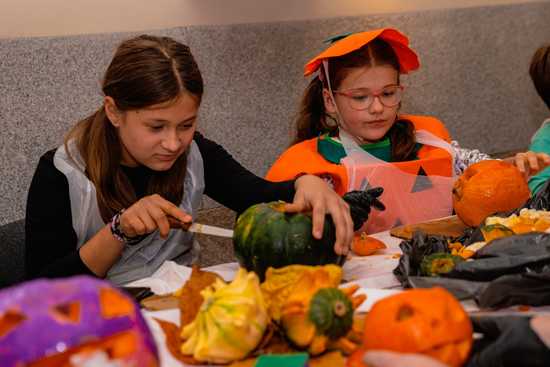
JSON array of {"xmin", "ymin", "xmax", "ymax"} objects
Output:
[{"xmin": 304, "ymin": 28, "xmax": 420, "ymax": 76}]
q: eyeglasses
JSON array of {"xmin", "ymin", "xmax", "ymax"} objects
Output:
[{"xmin": 333, "ymin": 85, "xmax": 404, "ymax": 111}]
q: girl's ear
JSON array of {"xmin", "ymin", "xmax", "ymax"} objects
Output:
[
  {"xmin": 104, "ymin": 96, "xmax": 122, "ymax": 127},
  {"xmin": 322, "ymin": 88, "xmax": 337, "ymax": 114}
]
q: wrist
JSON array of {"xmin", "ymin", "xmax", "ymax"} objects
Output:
[
  {"xmin": 294, "ymin": 173, "xmax": 309, "ymax": 189},
  {"xmin": 110, "ymin": 209, "xmax": 146, "ymax": 246}
]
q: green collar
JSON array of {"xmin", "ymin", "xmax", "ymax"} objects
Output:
[{"xmin": 317, "ymin": 134, "xmax": 392, "ymax": 164}]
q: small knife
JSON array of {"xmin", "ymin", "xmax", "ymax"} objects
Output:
[
  {"xmin": 186, "ymin": 222, "xmax": 234, "ymax": 238},
  {"xmin": 168, "ymin": 216, "xmax": 234, "ymax": 238}
]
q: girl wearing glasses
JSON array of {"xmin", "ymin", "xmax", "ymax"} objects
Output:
[{"xmin": 267, "ymin": 29, "xmax": 549, "ymax": 233}]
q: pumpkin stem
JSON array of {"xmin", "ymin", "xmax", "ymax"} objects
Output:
[
  {"xmin": 309, "ymin": 288, "xmax": 354, "ymax": 340},
  {"xmin": 271, "ymin": 201, "xmax": 288, "ymax": 213},
  {"xmin": 333, "ymin": 300, "xmax": 347, "ymax": 317},
  {"xmin": 433, "ymin": 259, "xmax": 454, "ymax": 273}
]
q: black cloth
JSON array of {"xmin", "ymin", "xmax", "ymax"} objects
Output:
[
  {"xmin": 25, "ymin": 132, "xmax": 295, "ymax": 279},
  {"xmin": 466, "ymin": 316, "xmax": 550, "ymax": 367},
  {"xmin": 475, "ymin": 270, "xmax": 550, "ymax": 308},
  {"xmin": 0, "ymin": 219, "xmax": 26, "ymax": 287},
  {"xmin": 395, "ymin": 232, "xmax": 550, "ymax": 308}
]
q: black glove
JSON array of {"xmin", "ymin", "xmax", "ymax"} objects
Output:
[
  {"xmin": 343, "ymin": 188, "xmax": 385, "ymax": 231},
  {"xmin": 466, "ymin": 315, "xmax": 550, "ymax": 367}
]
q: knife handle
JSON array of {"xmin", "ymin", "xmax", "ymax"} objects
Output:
[{"xmin": 167, "ymin": 215, "xmax": 192, "ymax": 231}]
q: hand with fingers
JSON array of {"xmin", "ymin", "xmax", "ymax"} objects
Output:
[
  {"xmin": 505, "ymin": 151, "xmax": 550, "ymax": 179},
  {"xmin": 118, "ymin": 193, "xmax": 192, "ymax": 242},
  {"xmin": 284, "ymin": 174, "xmax": 354, "ymax": 256},
  {"xmin": 466, "ymin": 315, "xmax": 550, "ymax": 367}
]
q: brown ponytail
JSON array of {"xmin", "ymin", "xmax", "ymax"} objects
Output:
[
  {"xmin": 387, "ymin": 118, "xmax": 417, "ymax": 161},
  {"xmin": 293, "ymin": 77, "xmax": 338, "ymax": 144}
]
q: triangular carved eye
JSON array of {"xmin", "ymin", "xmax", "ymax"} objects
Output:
[
  {"xmin": 0, "ymin": 309, "xmax": 26, "ymax": 338},
  {"xmin": 411, "ymin": 166, "xmax": 434, "ymax": 193},
  {"xmin": 393, "ymin": 218, "xmax": 403, "ymax": 227},
  {"xmin": 51, "ymin": 302, "xmax": 81, "ymax": 324},
  {"xmin": 99, "ymin": 287, "xmax": 134, "ymax": 318}
]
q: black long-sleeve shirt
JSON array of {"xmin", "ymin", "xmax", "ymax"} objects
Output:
[{"xmin": 25, "ymin": 132, "xmax": 295, "ymax": 279}]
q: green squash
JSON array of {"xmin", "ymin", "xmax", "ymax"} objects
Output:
[
  {"xmin": 480, "ymin": 223, "xmax": 515, "ymax": 243},
  {"xmin": 308, "ymin": 288, "xmax": 353, "ymax": 340},
  {"xmin": 233, "ymin": 190, "xmax": 382, "ymax": 280},
  {"xmin": 233, "ymin": 201, "xmax": 344, "ymax": 281},
  {"xmin": 420, "ymin": 252, "xmax": 464, "ymax": 277}
]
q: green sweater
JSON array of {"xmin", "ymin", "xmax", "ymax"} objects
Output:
[{"xmin": 528, "ymin": 118, "xmax": 550, "ymax": 194}]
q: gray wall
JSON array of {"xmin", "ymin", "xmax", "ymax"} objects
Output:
[{"xmin": 1, "ymin": 2, "xmax": 550, "ymax": 225}]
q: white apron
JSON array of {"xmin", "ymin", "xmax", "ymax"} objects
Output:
[
  {"xmin": 340, "ymin": 130, "xmax": 456, "ymax": 234},
  {"xmin": 54, "ymin": 140, "xmax": 205, "ymax": 285}
]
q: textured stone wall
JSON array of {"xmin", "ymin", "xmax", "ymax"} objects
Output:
[{"xmin": 1, "ymin": 2, "xmax": 549, "ymax": 225}]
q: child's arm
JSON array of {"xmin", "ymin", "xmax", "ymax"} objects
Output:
[
  {"xmin": 452, "ymin": 140, "xmax": 550, "ymax": 178},
  {"xmin": 527, "ymin": 120, "xmax": 550, "ymax": 193}
]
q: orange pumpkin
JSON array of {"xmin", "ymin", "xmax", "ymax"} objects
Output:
[
  {"xmin": 359, "ymin": 287, "xmax": 472, "ymax": 367},
  {"xmin": 452, "ymin": 160, "xmax": 530, "ymax": 227},
  {"xmin": 352, "ymin": 233, "xmax": 386, "ymax": 256}
]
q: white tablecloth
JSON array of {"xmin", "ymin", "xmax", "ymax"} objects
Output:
[{"xmin": 127, "ymin": 230, "xmax": 404, "ymax": 293}]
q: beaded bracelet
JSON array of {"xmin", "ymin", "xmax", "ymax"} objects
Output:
[{"xmin": 110, "ymin": 209, "xmax": 147, "ymax": 246}]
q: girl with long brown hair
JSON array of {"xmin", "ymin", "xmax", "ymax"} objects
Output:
[
  {"xmin": 25, "ymin": 35, "xmax": 354, "ymax": 285},
  {"xmin": 267, "ymin": 28, "xmax": 550, "ymax": 234}
]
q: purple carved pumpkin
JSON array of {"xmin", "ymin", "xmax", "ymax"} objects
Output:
[{"xmin": 0, "ymin": 275, "xmax": 158, "ymax": 366}]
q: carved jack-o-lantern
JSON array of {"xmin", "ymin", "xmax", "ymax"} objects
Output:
[
  {"xmin": 348, "ymin": 287, "xmax": 472, "ymax": 367},
  {"xmin": 0, "ymin": 276, "xmax": 158, "ymax": 366}
]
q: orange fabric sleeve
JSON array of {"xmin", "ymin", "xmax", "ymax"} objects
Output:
[
  {"xmin": 401, "ymin": 114, "xmax": 452, "ymax": 143},
  {"xmin": 265, "ymin": 138, "xmax": 349, "ymax": 195},
  {"xmin": 400, "ymin": 114, "xmax": 454, "ymax": 176}
]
